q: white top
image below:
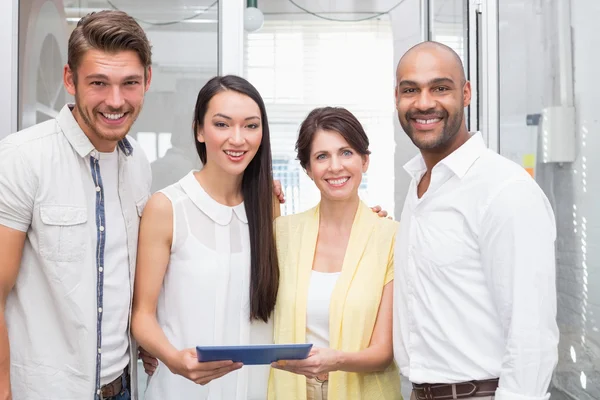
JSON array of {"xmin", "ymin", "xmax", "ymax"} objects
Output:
[
  {"xmin": 0, "ymin": 104, "xmax": 151, "ymax": 399},
  {"xmin": 144, "ymin": 171, "xmax": 273, "ymax": 400},
  {"xmin": 97, "ymin": 149, "xmax": 132, "ymax": 385},
  {"xmin": 393, "ymin": 132, "xmax": 559, "ymax": 400},
  {"xmin": 305, "ymin": 270, "xmax": 341, "ymax": 348}
]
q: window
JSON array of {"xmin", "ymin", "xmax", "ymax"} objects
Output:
[
  {"xmin": 245, "ymin": 19, "xmax": 395, "ymax": 216},
  {"xmin": 429, "ymin": 0, "xmax": 467, "ymax": 66},
  {"xmin": 137, "ymin": 132, "xmax": 173, "ymax": 162},
  {"xmin": 18, "ymin": 0, "xmax": 217, "ymax": 196}
]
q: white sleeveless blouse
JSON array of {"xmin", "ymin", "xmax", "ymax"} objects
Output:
[{"xmin": 144, "ymin": 171, "xmax": 273, "ymax": 400}]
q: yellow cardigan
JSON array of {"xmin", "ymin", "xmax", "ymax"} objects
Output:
[{"xmin": 268, "ymin": 202, "xmax": 402, "ymax": 400}]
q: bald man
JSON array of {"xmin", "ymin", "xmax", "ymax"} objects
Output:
[{"xmin": 392, "ymin": 41, "xmax": 559, "ymax": 400}]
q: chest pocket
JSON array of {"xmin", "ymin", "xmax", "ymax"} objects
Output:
[
  {"xmin": 39, "ymin": 205, "xmax": 88, "ymax": 262},
  {"xmin": 417, "ymin": 211, "xmax": 470, "ymax": 267}
]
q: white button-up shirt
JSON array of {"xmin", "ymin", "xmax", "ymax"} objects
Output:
[
  {"xmin": 0, "ymin": 105, "xmax": 151, "ymax": 399},
  {"xmin": 393, "ymin": 133, "xmax": 559, "ymax": 400}
]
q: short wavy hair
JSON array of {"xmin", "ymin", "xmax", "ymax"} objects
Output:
[{"xmin": 68, "ymin": 10, "xmax": 152, "ymax": 83}]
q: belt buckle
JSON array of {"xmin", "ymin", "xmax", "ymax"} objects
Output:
[
  {"xmin": 414, "ymin": 383, "xmax": 435, "ymax": 400},
  {"xmin": 463, "ymin": 381, "xmax": 478, "ymax": 397},
  {"xmin": 100, "ymin": 372, "xmax": 124, "ymax": 399},
  {"xmin": 100, "ymin": 383, "xmax": 115, "ymax": 399},
  {"xmin": 424, "ymin": 385, "xmax": 435, "ymax": 400}
]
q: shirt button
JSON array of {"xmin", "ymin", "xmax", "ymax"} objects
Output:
[
  {"xmin": 97, "ymin": 389, "xmax": 101, "ymax": 395},
  {"xmin": 99, "ymin": 267, "xmax": 103, "ymax": 272},
  {"xmin": 95, "ymin": 186, "xmax": 101, "ymax": 192},
  {"xmin": 98, "ymin": 348, "xmax": 102, "ymax": 354},
  {"xmin": 99, "ymin": 226, "xmax": 105, "ymax": 232},
  {"xmin": 98, "ymin": 307, "xmax": 103, "ymax": 313}
]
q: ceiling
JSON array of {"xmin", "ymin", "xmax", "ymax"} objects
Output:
[
  {"xmin": 63, "ymin": 0, "xmax": 218, "ymax": 23},
  {"xmin": 60, "ymin": 0, "xmax": 464, "ymax": 31}
]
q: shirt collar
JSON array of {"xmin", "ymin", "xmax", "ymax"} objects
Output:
[
  {"xmin": 403, "ymin": 132, "xmax": 486, "ymax": 179},
  {"xmin": 179, "ymin": 171, "xmax": 248, "ymax": 226},
  {"xmin": 57, "ymin": 104, "xmax": 134, "ymax": 158},
  {"xmin": 403, "ymin": 152, "xmax": 427, "ymax": 181}
]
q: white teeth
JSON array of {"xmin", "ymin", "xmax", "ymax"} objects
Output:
[
  {"xmin": 415, "ymin": 118, "xmax": 441, "ymax": 124},
  {"xmin": 327, "ymin": 177, "xmax": 349, "ymax": 185},
  {"xmin": 102, "ymin": 113, "xmax": 124, "ymax": 120},
  {"xmin": 225, "ymin": 151, "xmax": 245, "ymax": 157}
]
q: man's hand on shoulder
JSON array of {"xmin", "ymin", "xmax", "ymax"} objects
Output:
[{"xmin": 371, "ymin": 205, "xmax": 393, "ymax": 219}]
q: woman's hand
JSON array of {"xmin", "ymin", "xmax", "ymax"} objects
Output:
[
  {"xmin": 138, "ymin": 346, "xmax": 158, "ymax": 376},
  {"xmin": 167, "ymin": 348, "xmax": 243, "ymax": 385},
  {"xmin": 271, "ymin": 347, "xmax": 341, "ymax": 379}
]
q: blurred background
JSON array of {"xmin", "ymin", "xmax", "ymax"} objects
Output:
[{"xmin": 1, "ymin": 0, "xmax": 597, "ymax": 398}]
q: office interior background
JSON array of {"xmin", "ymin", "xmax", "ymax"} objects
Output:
[{"xmin": 0, "ymin": 0, "xmax": 597, "ymax": 399}]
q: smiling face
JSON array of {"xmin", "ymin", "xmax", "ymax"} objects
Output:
[
  {"xmin": 306, "ymin": 129, "xmax": 369, "ymax": 202},
  {"xmin": 395, "ymin": 45, "xmax": 471, "ymax": 151},
  {"xmin": 64, "ymin": 49, "xmax": 151, "ymax": 152},
  {"xmin": 196, "ymin": 90, "xmax": 263, "ymax": 178}
]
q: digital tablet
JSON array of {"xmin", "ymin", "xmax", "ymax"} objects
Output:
[{"xmin": 196, "ymin": 343, "xmax": 312, "ymax": 365}]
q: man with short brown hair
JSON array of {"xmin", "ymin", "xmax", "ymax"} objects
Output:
[{"xmin": 0, "ymin": 10, "xmax": 152, "ymax": 400}]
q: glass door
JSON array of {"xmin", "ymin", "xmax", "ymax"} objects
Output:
[{"xmin": 428, "ymin": 0, "xmax": 499, "ymax": 152}]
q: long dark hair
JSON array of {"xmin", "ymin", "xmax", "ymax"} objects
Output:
[{"xmin": 192, "ymin": 75, "xmax": 279, "ymax": 322}]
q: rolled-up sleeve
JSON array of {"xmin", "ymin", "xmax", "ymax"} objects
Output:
[
  {"xmin": 0, "ymin": 142, "xmax": 36, "ymax": 232},
  {"xmin": 479, "ymin": 178, "xmax": 559, "ymax": 400}
]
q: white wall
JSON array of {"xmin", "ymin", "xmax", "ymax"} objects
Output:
[
  {"xmin": 550, "ymin": 0, "xmax": 600, "ymax": 397},
  {"xmin": 500, "ymin": 0, "xmax": 600, "ymax": 398}
]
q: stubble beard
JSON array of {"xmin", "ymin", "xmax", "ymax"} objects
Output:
[
  {"xmin": 74, "ymin": 94, "xmax": 140, "ymax": 143},
  {"xmin": 400, "ymin": 110, "xmax": 463, "ymax": 151}
]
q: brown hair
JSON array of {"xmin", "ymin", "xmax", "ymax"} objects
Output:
[
  {"xmin": 192, "ymin": 75, "xmax": 279, "ymax": 322},
  {"xmin": 296, "ymin": 106, "xmax": 371, "ymax": 169},
  {"xmin": 68, "ymin": 10, "xmax": 152, "ymax": 83}
]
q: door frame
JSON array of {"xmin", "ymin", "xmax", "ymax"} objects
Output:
[
  {"xmin": 426, "ymin": 0, "xmax": 499, "ymax": 152},
  {"xmin": 0, "ymin": 0, "xmax": 19, "ymax": 139}
]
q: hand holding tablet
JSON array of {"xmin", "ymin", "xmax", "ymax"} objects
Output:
[
  {"xmin": 196, "ymin": 343, "xmax": 313, "ymax": 366},
  {"xmin": 169, "ymin": 348, "xmax": 243, "ymax": 385}
]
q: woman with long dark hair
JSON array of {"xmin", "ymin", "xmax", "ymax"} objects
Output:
[{"xmin": 131, "ymin": 75, "xmax": 279, "ymax": 400}]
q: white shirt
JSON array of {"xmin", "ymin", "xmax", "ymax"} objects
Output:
[
  {"xmin": 144, "ymin": 171, "xmax": 272, "ymax": 400},
  {"xmin": 96, "ymin": 149, "xmax": 132, "ymax": 385},
  {"xmin": 306, "ymin": 271, "xmax": 341, "ymax": 348},
  {"xmin": 393, "ymin": 133, "xmax": 559, "ymax": 400},
  {"xmin": 0, "ymin": 105, "xmax": 152, "ymax": 399}
]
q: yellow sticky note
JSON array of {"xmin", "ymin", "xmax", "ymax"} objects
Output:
[{"xmin": 523, "ymin": 154, "xmax": 535, "ymax": 168}]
